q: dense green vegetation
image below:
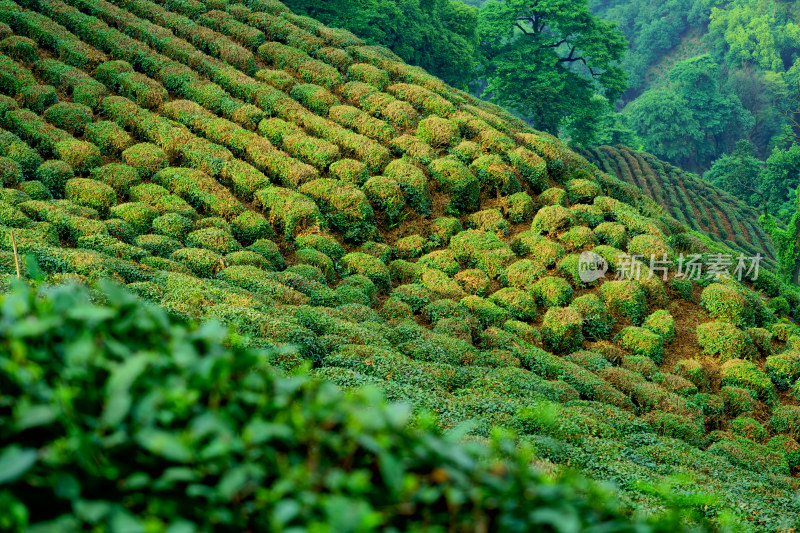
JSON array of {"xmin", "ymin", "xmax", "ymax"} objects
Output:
[{"xmin": 0, "ymin": 0, "xmax": 799, "ymax": 529}]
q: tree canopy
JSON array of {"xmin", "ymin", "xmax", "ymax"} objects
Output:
[{"xmin": 477, "ymin": 0, "xmax": 627, "ymax": 144}]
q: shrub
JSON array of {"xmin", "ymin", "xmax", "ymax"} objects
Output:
[
  {"xmin": 505, "ymin": 192, "xmax": 534, "ymax": 223},
  {"xmin": 507, "ymin": 146, "xmax": 546, "ymax": 190},
  {"xmin": 468, "ymin": 209, "xmax": 509, "ymax": 236},
  {"xmin": 489, "ymin": 288, "xmax": 537, "ymax": 321},
  {"xmin": 387, "ymin": 134, "xmax": 435, "ymax": 165},
  {"xmin": 767, "ymin": 435, "xmax": 800, "ymax": 469},
  {"xmin": 537, "ymin": 187, "xmax": 568, "ymax": 207},
  {"xmin": 363, "ymin": 176, "xmax": 405, "ymax": 224},
  {"xmin": 0, "ymin": 35, "xmax": 37, "ymax": 62},
  {"xmin": 17, "ymin": 181, "xmax": 50, "ymax": 200},
  {"xmin": 571, "ymin": 294, "xmax": 614, "ymax": 340},
  {"xmin": 109, "ymin": 202, "xmax": 158, "ymax": 235},
  {"xmin": 645, "ymin": 411, "xmax": 704, "ymax": 445},
  {"xmin": 454, "ymin": 268, "xmax": 490, "ymax": 296},
  {"xmin": 566, "ymin": 178, "xmax": 601, "ymax": 203},
  {"xmin": 90, "ymin": 163, "xmax": 141, "ymax": 196},
  {"xmin": 133, "ymin": 233, "xmax": 181, "ymax": 257},
  {"xmin": 416, "ymin": 116, "xmax": 459, "ymax": 147},
  {"xmin": 295, "ymin": 233, "xmax": 345, "ymax": 261},
  {"xmin": 450, "ymin": 140, "xmax": 482, "ymax": 164},
  {"xmin": 43, "ymin": 102, "xmax": 93, "ymax": 135},
  {"xmin": 700, "ymin": 283, "xmax": 754, "ymax": 328},
  {"xmin": 720, "ymin": 359, "xmax": 777, "ymax": 405},
  {"xmin": 299, "ymin": 179, "xmax": 375, "ymax": 242},
  {"xmin": 117, "ymin": 72, "xmax": 168, "ymax": 109},
  {"xmin": 531, "ymin": 205, "xmax": 575, "ymax": 235},
  {"xmin": 248, "ymin": 238, "xmax": 286, "ymax": 271},
  {"xmin": 428, "ymin": 216, "xmax": 462, "ymax": 247},
  {"xmin": 594, "ymin": 222, "xmax": 627, "ymax": 248},
  {"xmin": 255, "ymin": 187, "xmax": 323, "ymax": 241},
  {"xmin": 0, "ymin": 156, "xmax": 20, "ymax": 187},
  {"xmin": 644, "ymin": 310, "xmax": 675, "ymax": 343},
  {"xmin": 670, "ymin": 277, "xmax": 694, "ymax": 301},
  {"xmin": 170, "ymin": 247, "xmax": 225, "ymax": 277},
  {"xmin": 394, "ymin": 234, "xmax": 427, "ymax": 260},
  {"xmin": 470, "ymin": 154, "xmax": 515, "ymax": 193},
  {"xmin": 84, "ymin": 120, "xmax": 133, "ymax": 155},
  {"xmin": 54, "ymin": 140, "xmax": 101, "ymax": 174},
  {"xmin": 558, "ymin": 226, "xmax": 595, "ymax": 251},
  {"xmin": 384, "ymin": 159, "xmax": 430, "ymax": 215},
  {"xmin": 341, "ymin": 252, "xmax": 390, "ymax": 292},
  {"xmin": 122, "ymin": 143, "xmax": 169, "ymax": 179},
  {"xmin": 428, "ymin": 157, "xmax": 479, "ymax": 214},
  {"xmin": 616, "ymin": 327, "xmax": 664, "ymax": 364},
  {"xmin": 296, "ymin": 248, "xmax": 335, "ymax": 281},
  {"xmin": 231, "ymin": 210, "xmax": 272, "ymax": 245},
  {"xmin": 64, "ymin": 177, "xmax": 116, "ymax": 216},
  {"xmin": 19, "ymin": 84, "xmax": 57, "ymax": 114},
  {"xmin": 600, "ymin": 280, "xmax": 647, "ymax": 326},
  {"xmin": 329, "ymin": 158, "xmax": 368, "ymax": 186},
  {"xmin": 186, "ymin": 227, "xmax": 243, "ymax": 255},
  {"xmin": 747, "ymin": 327, "xmax": 773, "ymax": 356},
  {"xmin": 771, "ymin": 405, "xmax": 800, "ymax": 441},
  {"xmin": 460, "ymin": 295, "xmax": 511, "ymax": 327},
  {"xmin": 542, "ymin": 307, "xmax": 584, "ymax": 353},
  {"xmin": 696, "ymin": 321, "xmax": 755, "ymax": 362},
  {"xmin": 707, "ymin": 437, "xmax": 789, "ymax": 476},
  {"xmin": 35, "ymin": 160, "xmax": 72, "ymax": 198},
  {"xmin": 348, "ymin": 62, "xmax": 389, "ymax": 89},
  {"xmin": 511, "ymin": 232, "xmax": 565, "ymax": 267},
  {"xmin": 730, "ymin": 416, "xmax": 767, "ymax": 443},
  {"xmin": 360, "ymin": 241, "xmax": 393, "ymax": 263},
  {"xmin": 765, "ymin": 351, "xmax": 800, "ymax": 390},
  {"xmin": 532, "ymin": 276, "xmax": 573, "ymax": 308},
  {"xmin": 290, "ymin": 83, "xmax": 339, "ymax": 114},
  {"xmin": 283, "ymin": 133, "xmax": 341, "ymax": 170},
  {"xmin": 720, "ymin": 386, "xmax": 757, "ymax": 417},
  {"xmin": 768, "ymin": 297, "xmax": 791, "ymax": 317},
  {"xmin": 674, "ymin": 359, "xmax": 708, "ymax": 390},
  {"xmin": 503, "ymin": 259, "xmax": 546, "ymax": 290}
]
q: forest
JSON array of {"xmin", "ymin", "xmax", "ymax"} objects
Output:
[{"xmin": 1, "ymin": 0, "xmax": 800, "ymax": 531}]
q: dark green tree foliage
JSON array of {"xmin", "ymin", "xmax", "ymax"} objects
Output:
[
  {"xmin": 477, "ymin": 0, "xmax": 627, "ymax": 144},
  {"xmin": 704, "ymin": 140, "xmax": 763, "ymax": 207},
  {"xmin": 0, "ymin": 280, "xmax": 710, "ymax": 532},
  {"xmin": 625, "ymin": 55, "xmax": 753, "ymax": 170},
  {"xmin": 762, "ymin": 144, "xmax": 800, "ymax": 220},
  {"xmin": 282, "ymin": 0, "xmax": 479, "ymax": 87}
]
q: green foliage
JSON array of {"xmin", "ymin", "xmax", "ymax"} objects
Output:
[
  {"xmin": 532, "ymin": 276, "xmax": 573, "ymax": 308},
  {"xmin": 64, "ymin": 177, "xmax": 116, "ymax": 216},
  {"xmin": 35, "ymin": 160, "xmax": 72, "ymax": 198},
  {"xmin": 571, "ymin": 293, "xmax": 614, "ymax": 340},
  {"xmin": 643, "ymin": 310, "xmax": 675, "ymax": 343},
  {"xmin": 542, "ymin": 306, "xmax": 584, "ymax": 353},
  {"xmin": 43, "ymin": 102, "xmax": 93, "ymax": 135},
  {"xmin": 616, "ymin": 326, "xmax": 664, "ymax": 364},
  {"xmin": 478, "ymin": 0, "xmax": 626, "ymax": 142},
  {"xmin": 122, "ymin": 143, "xmax": 168, "ymax": 179},
  {"xmin": 600, "ymin": 280, "xmax": 647, "ymax": 326},
  {"xmin": 428, "ymin": 157, "xmax": 480, "ymax": 214},
  {"xmin": 720, "ymin": 358, "xmax": 777, "ymax": 405}
]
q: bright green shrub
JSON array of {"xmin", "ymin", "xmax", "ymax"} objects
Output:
[
  {"xmin": 296, "ymin": 248, "xmax": 335, "ymax": 281},
  {"xmin": 697, "ymin": 321, "xmax": 755, "ymax": 362},
  {"xmin": 20, "ymin": 84, "xmax": 57, "ymax": 114},
  {"xmin": 295, "ymin": 233, "xmax": 345, "ymax": 261},
  {"xmin": 383, "ymin": 159, "xmax": 430, "ymax": 215},
  {"xmin": 537, "ymin": 187, "xmax": 568, "ymax": 207},
  {"xmin": 360, "ymin": 241, "xmax": 393, "ymax": 263},
  {"xmin": 64, "ymin": 177, "xmax": 116, "ymax": 216},
  {"xmin": 600, "ymin": 280, "xmax": 647, "ymax": 326},
  {"xmin": 765, "ymin": 351, "xmax": 800, "ymax": 390},
  {"xmin": 394, "ymin": 234, "xmax": 427, "ymax": 260},
  {"xmin": 231, "ymin": 210, "xmax": 272, "ymax": 245},
  {"xmin": 460, "ymin": 295, "xmax": 511, "ymax": 327},
  {"xmin": 645, "ymin": 411, "xmax": 703, "ymax": 446},
  {"xmin": 532, "ymin": 276, "xmax": 573, "ymax": 308},
  {"xmin": 290, "ymin": 82, "xmax": 339, "ymax": 114},
  {"xmin": 299, "ymin": 179, "xmax": 375, "ymax": 242},
  {"xmin": 54, "ymin": 140, "xmax": 101, "ymax": 174},
  {"xmin": 700, "ymin": 283, "xmax": 754, "ymax": 328},
  {"xmin": 363, "ymin": 176, "xmax": 405, "ymax": 224},
  {"xmin": 531, "ymin": 205, "xmax": 575, "ymax": 235},
  {"xmin": 644, "ymin": 310, "xmax": 675, "ymax": 343},
  {"xmin": 417, "ymin": 116, "xmax": 459, "ymax": 147},
  {"xmin": 571, "ymin": 294, "xmax": 614, "ymax": 340},
  {"xmin": 109, "ymin": 202, "xmax": 159, "ymax": 235},
  {"xmin": 674, "ymin": 359, "xmax": 708, "ymax": 390},
  {"xmin": 186, "ymin": 227, "xmax": 242, "ymax": 254},
  {"xmin": 450, "ymin": 140, "xmax": 482, "ymax": 164},
  {"xmin": 470, "ymin": 154, "xmax": 515, "ymax": 193},
  {"xmin": 454, "ymin": 268, "xmax": 490, "ymax": 296},
  {"xmin": 84, "ymin": 120, "xmax": 133, "ymax": 155},
  {"xmin": 428, "ymin": 157, "xmax": 479, "ymax": 215},
  {"xmin": 558, "ymin": 226, "xmax": 595, "ymax": 251},
  {"xmin": 720, "ymin": 358, "xmax": 777, "ymax": 405},
  {"xmin": 616, "ymin": 327, "xmax": 664, "ymax": 364},
  {"xmin": 90, "ymin": 164, "xmax": 140, "ymax": 196},
  {"xmin": 489, "ymin": 288, "xmax": 537, "ymax": 321},
  {"xmin": 720, "ymin": 386, "xmax": 757, "ymax": 417},
  {"xmin": 730, "ymin": 416, "xmax": 767, "ymax": 443},
  {"xmin": 248, "ymin": 238, "xmax": 286, "ymax": 271},
  {"xmin": 329, "ymin": 158, "xmax": 368, "ymax": 186},
  {"xmin": 341, "ymin": 252, "xmax": 390, "ymax": 292},
  {"xmin": 670, "ymin": 277, "xmax": 694, "ymax": 301},
  {"xmin": 428, "ymin": 216, "xmax": 462, "ymax": 247},
  {"xmin": 566, "ymin": 178, "xmax": 601, "ymax": 203},
  {"xmin": 0, "ymin": 156, "xmax": 20, "ymax": 187},
  {"xmin": 747, "ymin": 327, "xmax": 773, "ymax": 356},
  {"xmin": 767, "ymin": 434, "xmax": 800, "ymax": 469},
  {"xmin": 0, "ymin": 36, "xmax": 37, "ymax": 62},
  {"xmin": 505, "ymin": 192, "xmax": 534, "ymax": 223},
  {"xmin": 468, "ymin": 209, "xmax": 510, "ymax": 236},
  {"xmin": 511, "ymin": 231, "xmax": 565, "ymax": 267},
  {"xmin": 390, "ymin": 259, "xmax": 420, "ymax": 284},
  {"xmin": 170, "ymin": 247, "xmax": 225, "ymax": 278},
  {"xmin": 43, "ymin": 102, "xmax": 92, "ymax": 135},
  {"xmin": 225, "ymin": 250, "xmax": 269, "ymax": 269},
  {"xmin": 387, "ymin": 134, "xmax": 435, "ymax": 165},
  {"xmin": 133, "ymin": 233, "xmax": 181, "ymax": 257},
  {"xmin": 771, "ymin": 405, "xmax": 800, "ymax": 441},
  {"xmin": 594, "ymin": 222, "xmax": 627, "ymax": 248},
  {"xmin": 503, "ymin": 259, "xmax": 546, "ymax": 290},
  {"xmin": 348, "ymin": 62, "xmax": 389, "ymax": 89},
  {"xmin": 122, "ymin": 143, "xmax": 168, "ymax": 179},
  {"xmin": 35, "ymin": 160, "xmax": 72, "ymax": 198},
  {"xmin": 707, "ymin": 437, "xmax": 789, "ymax": 476},
  {"xmin": 254, "ymin": 187, "xmax": 323, "ymax": 241},
  {"xmin": 507, "ymin": 146, "xmax": 546, "ymax": 190},
  {"xmin": 542, "ymin": 307, "xmax": 584, "ymax": 354},
  {"xmin": 117, "ymin": 72, "xmax": 168, "ymax": 109}
]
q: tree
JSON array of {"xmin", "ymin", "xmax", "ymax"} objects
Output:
[
  {"xmin": 477, "ymin": 0, "xmax": 627, "ymax": 143},
  {"xmin": 761, "ymin": 144, "xmax": 800, "ymax": 219},
  {"xmin": 760, "ymin": 86, "xmax": 800, "ymax": 286},
  {"xmin": 704, "ymin": 140, "xmax": 763, "ymax": 207},
  {"xmin": 282, "ymin": 0, "xmax": 479, "ymax": 88}
]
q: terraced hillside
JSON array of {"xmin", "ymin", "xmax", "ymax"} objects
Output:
[
  {"xmin": 584, "ymin": 144, "xmax": 777, "ymax": 263},
  {"xmin": 1, "ymin": 0, "xmax": 800, "ymax": 529}
]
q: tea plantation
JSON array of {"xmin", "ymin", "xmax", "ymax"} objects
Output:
[{"xmin": 0, "ymin": 0, "xmax": 799, "ymax": 530}]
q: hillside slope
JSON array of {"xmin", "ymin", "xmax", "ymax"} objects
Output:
[
  {"xmin": 0, "ymin": 0, "xmax": 799, "ymax": 529},
  {"xmin": 583, "ymin": 145, "xmax": 777, "ymax": 264}
]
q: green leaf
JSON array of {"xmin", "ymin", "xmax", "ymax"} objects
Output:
[
  {"xmin": 0, "ymin": 446, "xmax": 37, "ymax": 485},
  {"xmin": 134, "ymin": 428, "xmax": 192, "ymax": 463}
]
